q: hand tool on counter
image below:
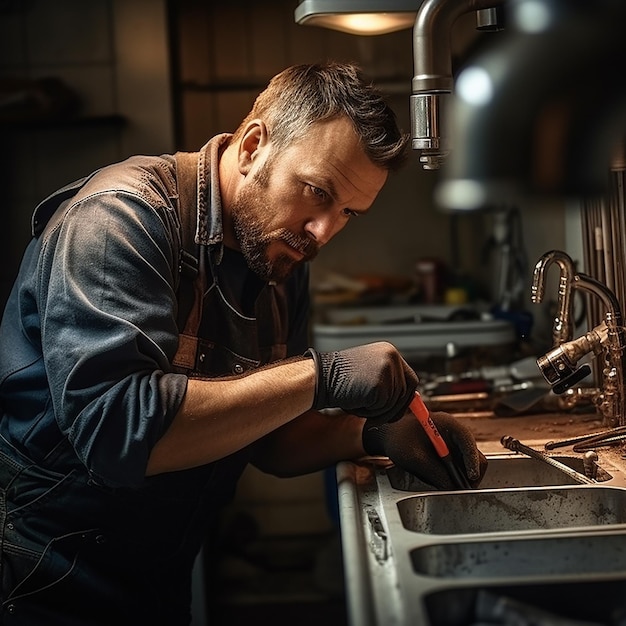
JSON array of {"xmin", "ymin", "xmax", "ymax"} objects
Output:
[
  {"xmin": 500, "ymin": 435, "xmax": 595, "ymax": 484},
  {"xmin": 409, "ymin": 392, "xmax": 472, "ymax": 489},
  {"xmin": 574, "ymin": 433, "xmax": 626, "ymax": 452},
  {"xmin": 545, "ymin": 425, "xmax": 626, "ymax": 452}
]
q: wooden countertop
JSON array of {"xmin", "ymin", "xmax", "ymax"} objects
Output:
[{"xmin": 458, "ymin": 410, "xmax": 608, "ymax": 454}]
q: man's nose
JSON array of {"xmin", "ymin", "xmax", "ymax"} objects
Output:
[{"xmin": 304, "ymin": 215, "xmax": 340, "ymax": 246}]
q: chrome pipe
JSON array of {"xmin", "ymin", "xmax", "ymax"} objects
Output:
[
  {"xmin": 573, "ymin": 273, "xmax": 626, "ymax": 427},
  {"xmin": 410, "ymin": 0, "xmax": 505, "ymax": 169}
]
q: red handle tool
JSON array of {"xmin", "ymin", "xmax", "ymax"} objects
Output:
[{"xmin": 409, "ymin": 392, "xmax": 471, "ymax": 489}]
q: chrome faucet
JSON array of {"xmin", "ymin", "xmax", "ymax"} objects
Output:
[
  {"xmin": 411, "ymin": 0, "xmax": 504, "ymax": 170},
  {"xmin": 535, "ymin": 321, "xmax": 605, "ymax": 395},
  {"xmin": 534, "ymin": 258, "xmax": 626, "ymax": 427}
]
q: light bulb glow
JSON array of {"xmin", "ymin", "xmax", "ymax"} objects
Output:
[
  {"xmin": 515, "ymin": 1, "xmax": 552, "ymax": 33},
  {"xmin": 295, "ymin": 0, "xmax": 418, "ymax": 35},
  {"xmin": 456, "ymin": 66, "xmax": 494, "ymax": 106}
]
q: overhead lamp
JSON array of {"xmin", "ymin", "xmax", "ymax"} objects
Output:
[{"xmin": 294, "ymin": 0, "xmax": 419, "ymax": 36}]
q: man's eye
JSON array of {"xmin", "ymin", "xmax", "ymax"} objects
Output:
[
  {"xmin": 342, "ymin": 208, "xmax": 359, "ymax": 217},
  {"xmin": 309, "ymin": 185, "xmax": 327, "ymax": 200}
]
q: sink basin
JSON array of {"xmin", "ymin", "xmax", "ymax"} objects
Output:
[
  {"xmin": 424, "ymin": 581, "xmax": 626, "ymax": 626},
  {"xmin": 397, "ymin": 486, "xmax": 626, "ymax": 534},
  {"xmin": 411, "ymin": 531, "xmax": 626, "ymax": 578},
  {"xmin": 386, "ymin": 454, "xmax": 611, "ymax": 491}
]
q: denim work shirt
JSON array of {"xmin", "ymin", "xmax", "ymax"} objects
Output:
[
  {"xmin": 0, "ymin": 151, "xmax": 189, "ymax": 491},
  {"xmin": 0, "ymin": 135, "xmax": 310, "ymax": 489},
  {"xmin": 0, "ymin": 136, "xmax": 310, "ymax": 624}
]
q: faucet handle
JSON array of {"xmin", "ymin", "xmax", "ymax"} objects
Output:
[
  {"xmin": 552, "ymin": 364, "xmax": 592, "ymax": 395},
  {"xmin": 536, "ymin": 327, "xmax": 602, "ymax": 394}
]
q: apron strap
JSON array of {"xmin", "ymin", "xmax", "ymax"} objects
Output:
[{"xmin": 172, "ymin": 151, "xmax": 207, "ymax": 371}]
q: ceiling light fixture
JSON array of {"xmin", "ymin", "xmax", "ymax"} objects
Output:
[{"xmin": 294, "ymin": 0, "xmax": 420, "ymax": 36}]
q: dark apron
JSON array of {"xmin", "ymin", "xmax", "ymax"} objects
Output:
[
  {"xmin": 0, "ymin": 141, "xmax": 289, "ymax": 625},
  {"xmin": 171, "ymin": 144, "xmax": 289, "ymax": 376}
]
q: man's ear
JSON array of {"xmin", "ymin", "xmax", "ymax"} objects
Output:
[{"xmin": 238, "ymin": 119, "xmax": 269, "ymax": 175}]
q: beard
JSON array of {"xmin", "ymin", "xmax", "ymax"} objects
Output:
[{"xmin": 230, "ymin": 164, "xmax": 319, "ymax": 283}]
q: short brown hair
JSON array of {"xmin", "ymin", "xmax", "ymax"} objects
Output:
[{"xmin": 232, "ymin": 62, "xmax": 409, "ymax": 172}]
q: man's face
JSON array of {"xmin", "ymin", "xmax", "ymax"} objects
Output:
[
  {"xmin": 231, "ymin": 159, "xmax": 319, "ymax": 283},
  {"xmin": 230, "ymin": 116, "xmax": 388, "ymax": 283}
]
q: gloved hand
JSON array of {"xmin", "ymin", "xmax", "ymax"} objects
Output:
[
  {"xmin": 306, "ymin": 342, "xmax": 418, "ymax": 425},
  {"xmin": 362, "ymin": 410, "xmax": 488, "ymax": 490}
]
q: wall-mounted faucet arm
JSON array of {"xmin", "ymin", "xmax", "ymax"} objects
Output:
[
  {"xmin": 412, "ymin": 0, "xmax": 503, "ymax": 93},
  {"xmin": 411, "ymin": 0, "xmax": 504, "ymax": 169}
]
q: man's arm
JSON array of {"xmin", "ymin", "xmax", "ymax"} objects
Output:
[
  {"xmin": 147, "ymin": 340, "xmax": 426, "ymax": 476},
  {"xmin": 145, "ymin": 357, "xmax": 317, "ymax": 475},
  {"xmin": 146, "ymin": 345, "xmax": 487, "ymax": 489},
  {"xmin": 249, "ymin": 409, "xmax": 366, "ymax": 478}
]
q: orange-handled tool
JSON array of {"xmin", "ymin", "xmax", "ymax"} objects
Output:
[{"xmin": 409, "ymin": 392, "xmax": 471, "ymax": 489}]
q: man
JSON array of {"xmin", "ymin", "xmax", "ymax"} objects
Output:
[{"xmin": 0, "ymin": 62, "xmax": 485, "ymax": 625}]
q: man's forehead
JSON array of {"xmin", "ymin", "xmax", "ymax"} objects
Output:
[{"xmin": 288, "ymin": 118, "xmax": 383, "ymax": 176}]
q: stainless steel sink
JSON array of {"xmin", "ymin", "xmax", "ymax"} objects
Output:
[
  {"xmin": 423, "ymin": 581, "xmax": 626, "ymax": 626},
  {"xmin": 337, "ymin": 451, "xmax": 626, "ymax": 626}
]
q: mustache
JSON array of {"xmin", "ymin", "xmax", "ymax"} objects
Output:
[{"xmin": 268, "ymin": 229, "xmax": 319, "ymax": 259}]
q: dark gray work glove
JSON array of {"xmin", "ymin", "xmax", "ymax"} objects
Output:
[
  {"xmin": 306, "ymin": 342, "xmax": 419, "ymax": 426},
  {"xmin": 362, "ymin": 410, "xmax": 488, "ymax": 490}
]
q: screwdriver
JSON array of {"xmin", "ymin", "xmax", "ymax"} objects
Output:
[{"xmin": 409, "ymin": 392, "xmax": 472, "ymax": 489}]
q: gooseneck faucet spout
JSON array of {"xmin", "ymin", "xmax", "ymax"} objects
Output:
[
  {"xmin": 531, "ymin": 250, "xmax": 576, "ymax": 346},
  {"xmin": 411, "ymin": 0, "xmax": 504, "ymax": 170}
]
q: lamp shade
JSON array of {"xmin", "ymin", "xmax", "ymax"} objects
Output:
[{"xmin": 294, "ymin": 0, "xmax": 419, "ymax": 35}]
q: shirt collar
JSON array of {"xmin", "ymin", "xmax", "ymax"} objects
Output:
[{"xmin": 195, "ymin": 133, "xmax": 232, "ymax": 256}]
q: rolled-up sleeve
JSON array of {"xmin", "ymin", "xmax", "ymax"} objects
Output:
[{"xmin": 38, "ymin": 189, "xmax": 188, "ymax": 488}]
